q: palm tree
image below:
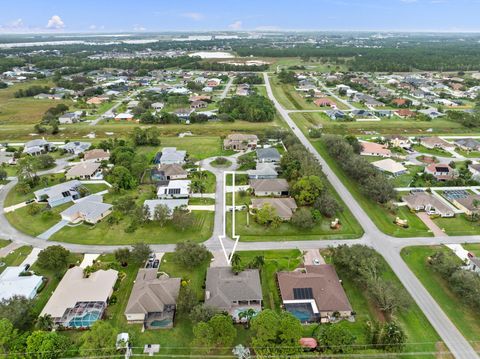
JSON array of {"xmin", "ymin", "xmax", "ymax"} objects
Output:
[
  {"xmin": 36, "ymin": 314, "xmax": 54, "ymax": 331},
  {"xmin": 230, "ymin": 252, "xmax": 241, "ymax": 267},
  {"xmin": 238, "ymin": 308, "xmax": 257, "ymax": 328},
  {"xmin": 252, "ymin": 255, "xmax": 265, "ymax": 268}
]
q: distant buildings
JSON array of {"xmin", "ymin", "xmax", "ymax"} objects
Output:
[{"xmin": 224, "ymin": 134, "xmax": 258, "ymax": 151}]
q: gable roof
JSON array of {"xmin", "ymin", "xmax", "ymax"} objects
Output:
[
  {"xmin": 0, "ymin": 265, "xmax": 43, "ymax": 301},
  {"xmin": 251, "ymin": 197, "xmax": 297, "ymax": 219},
  {"xmin": 66, "ymin": 162, "xmax": 101, "ymax": 178},
  {"xmin": 256, "ymin": 147, "xmax": 281, "ymax": 161},
  {"xmin": 125, "ymin": 269, "xmax": 180, "ymax": 315}
]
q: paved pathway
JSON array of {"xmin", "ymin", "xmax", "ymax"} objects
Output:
[
  {"xmin": 0, "ymin": 242, "xmax": 21, "ymax": 258},
  {"xmin": 20, "ymin": 247, "xmax": 40, "ymax": 267},
  {"xmin": 416, "ymin": 212, "xmax": 447, "ymax": 237},
  {"xmin": 38, "ymin": 220, "xmax": 69, "ymax": 240},
  {"xmin": 220, "ymin": 77, "xmax": 234, "ymax": 99},
  {"xmin": 80, "ymin": 254, "xmax": 99, "ymax": 268},
  {"xmin": 446, "ymin": 244, "xmax": 470, "ymax": 262}
]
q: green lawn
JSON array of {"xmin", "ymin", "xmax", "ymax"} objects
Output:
[
  {"xmin": 456, "ymin": 149, "xmax": 480, "ymax": 158},
  {"xmin": 210, "ymin": 158, "xmax": 232, "ymax": 168},
  {"xmin": 412, "ymin": 144, "xmax": 453, "ymax": 158},
  {"xmin": 391, "ymin": 165, "xmax": 424, "ymax": 188},
  {"xmin": 5, "ymin": 202, "xmax": 71, "ymax": 237},
  {"xmin": 4, "ymin": 173, "xmax": 65, "ymax": 207},
  {"xmin": 0, "ymin": 245, "xmax": 32, "ymax": 274},
  {"xmin": 323, "ymin": 249, "xmax": 442, "ymax": 356},
  {"xmin": 190, "ymin": 171, "xmax": 216, "ymax": 193},
  {"xmin": 50, "ymin": 211, "xmax": 214, "ymax": 245},
  {"xmin": 228, "ymin": 208, "xmax": 362, "ymax": 241},
  {"xmin": 401, "ymin": 245, "xmax": 480, "ymax": 344},
  {"xmin": 188, "ymin": 197, "xmax": 216, "ymax": 205},
  {"xmin": 312, "ymin": 140, "xmax": 431, "ymax": 237},
  {"xmin": 433, "ymin": 214, "xmax": 480, "ymax": 235},
  {"xmin": 82, "ymin": 183, "xmax": 110, "ymax": 194},
  {"xmin": 0, "ymin": 239, "xmax": 11, "ymax": 248},
  {"xmin": 236, "ymin": 250, "xmax": 302, "ymax": 310}
]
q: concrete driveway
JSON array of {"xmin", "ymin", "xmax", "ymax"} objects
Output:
[{"xmin": 303, "ymin": 249, "xmax": 324, "ymax": 265}]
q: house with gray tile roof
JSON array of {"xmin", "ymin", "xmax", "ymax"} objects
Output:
[
  {"xmin": 125, "ymin": 269, "xmax": 181, "ymax": 329},
  {"xmin": 61, "ymin": 195, "xmax": 112, "ymax": 224},
  {"xmin": 60, "ymin": 141, "xmax": 91, "ymax": 155},
  {"xmin": 34, "ymin": 180, "xmax": 82, "ymax": 207},
  {"xmin": 205, "ymin": 267, "xmax": 262, "ymax": 321},
  {"xmin": 256, "ymin": 147, "xmax": 281, "ymax": 163}
]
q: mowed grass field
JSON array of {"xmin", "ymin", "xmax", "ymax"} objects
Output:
[{"xmin": 0, "ymin": 79, "xmax": 73, "ymax": 125}]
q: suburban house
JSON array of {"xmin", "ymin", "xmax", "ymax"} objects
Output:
[
  {"xmin": 157, "ymin": 180, "xmax": 190, "ymax": 199},
  {"xmin": 60, "ymin": 195, "xmax": 112, "ymax": 224},
  {"xmin": 157, "ymin": 164, "xmax": 188, "ymax": 180},
  {"xmin": 467, "ymin": 257, "xmax": 480, "ymax": 274},
  {"xmin": 247, "ymin": 163, "xmax": 278, "ymax": 179},
  {"xmin": 125, "ymin": 268, "xmax": 181, "ymax": 329},
  {"xmin": 451, "ymin": 194, "xmax": 480, "ymax": 216},
  {"xmin": 60, "ymin": 141, "xmax": 91, "ymax": 155},
  {"xmin": 66, "ymin": 162, "xmax": 102, "ymax": 180},
  {"xmin": 326, "ymin": 109, "xmax": 347, "ymax": 121},
  {"xmin": 251, "ymin": 197, "xmax": 298, "ymax": 221},
  {"xmin": 155, "ymin": 147, "xmax": 187, "ymax": 165},
  {"xmin": 424, "ymin": 163, "xmax": 457, "ymax": 181},
  {"xmin": 143, "ymin": 199, "xmax": 189, "ymax": 219},
  {"xmin": 419, "ymin": 137, "xmax": 454, "ymax": 150},
  {"xmin": 41, "ymin": 266, "xmax": 118, "ymax": 328},
  {"xmin": 256, "ymin": 148, "xmax": 281, "ymax": 163},
  {"xmin": 395, "ymin": 109, "xmax": 416, "ymax": 118},
  {"xmin": 314, "ymin": 98, "xmax": 336, "ymax": 107},
  {"xmin": 190, "ymin": 100, "xmax": 207, "ymax": 109},
  {"xmin": 34, "ymin": 180, "xmax": 82, "ymax": 207},
  {"xmin": 371, "ymin": 159, "xmax": 407, "ymax": 176},
  {"xmin": 0, "ymin": 265, "xmax": 43, "ymax": 301},
  {"xmin": 83, "ymin": 149, "xmax": 110, "ymax": 162},
  {"xmin": 205, "ymin": 267, "xmax": 262, "ymax": 322},
  {"xmin": 468, "ymin": 164, "xmax": 480, "ymax": 179},
  {"xmin": 250, "ymin": 179, "xmax": 290, "ymax": 196},
  {"xmin": 454, "ymin": 138, "xmax": 480, "ymax": 152},
  {"xmin": 360, "ymin": 142, "xmax": 391, "ymax": 157},
  {"xmin": 385, "ymin": 135, "xmax": 411, "ymax": 149},
  {"xmin": 224, "ymin": 134, "xmax": 259, "ymax": 151},
  {"xmin": 173, "ymin": 108, "xmax": 194, "ymax": 119},
  {"xmin": 23, "ymin": 139, "xmax": 54, "ymax": 156},
  {"xmin": 115, "ymin": 113, "xmax": 134, "ymax": 121},
  {"xmin": 277, "ymin": 265, "xmax": 353, "ymax": 324},
  {"xmin": 86, "ymin": 96, "xmax": 107, "ymax": 105},
  {"xmin": 402, "ymin": 192, "xmax": 455, "ymax": 217},
  {"xmin": 59, "ymin": 112, "xmax": 82, "ymax": 124},
  {"xmin": 151, "ymin": 102, "xmax": 165, "ymax": 111}
]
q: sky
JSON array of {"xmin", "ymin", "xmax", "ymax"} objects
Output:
[{"xmin": 1, "ymin": 0, "xmax": 480, "ymax": 33}]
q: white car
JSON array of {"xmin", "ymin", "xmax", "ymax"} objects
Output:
[{"xmin": 313, "ymin": 258, "xmax": 320, "ymax": 265}]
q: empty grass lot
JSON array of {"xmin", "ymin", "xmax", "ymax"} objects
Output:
[
  {"xmin": 0, "ymin": 79, "xmax": 73, "ymax": 125},
  {"xmin": 227, "ymin": 208, "xmax": 363, "ymax": 241},
  {"xmin": 50, "ymin": 211, "xmax": 214, "ymax": 245},
  {"xmin": 401, "ymin": 245, "xmax": 480, "ymax": 345}
]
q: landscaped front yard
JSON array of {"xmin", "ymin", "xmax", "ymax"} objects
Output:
[
  {"xmin": 401, "ymin": 245, "xmax": 480, "ymax": 344},
  {"xmin": 433, "ymin": 214, "xmax": 480, "ymax": 236},
  {"xmin": 50, "ymin": 211, "xmax": 214, "ymax": 245},
  {"xmin": 0, "ymin": 245, "xmax": 32, "ymax": 274}
]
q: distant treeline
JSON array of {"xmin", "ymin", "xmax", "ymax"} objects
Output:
[{"xmin": 234, "ymin": 44, "xmax": 480, "ymax": 72}]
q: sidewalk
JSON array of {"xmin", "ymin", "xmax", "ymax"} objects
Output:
[{"xmin": 416, "ymin": 212, "xmax": 447, "ymax": 237}]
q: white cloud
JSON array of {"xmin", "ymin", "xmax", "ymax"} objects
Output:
[
  {"xmin": 228, "ymin": 21, "xmax": 242, "ymax": 30},
  {"xmin": 9, "ymin": 18, "xmax": 24, "ymax": 29},
  {"xmin": 46, "ymin": 15, "xmax": 65, "ymax": 29},
  {"xmin": 181, "ymin": 12, "xmax": 204, "ymax": 21},
  {"xmin": 133, "ymin": 24, "xmax": 146, "ymax": 31}
]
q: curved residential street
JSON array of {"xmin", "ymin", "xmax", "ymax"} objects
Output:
[{"xmin": 0, "ymin": 74, "xmax": 479, "ymax": 358}]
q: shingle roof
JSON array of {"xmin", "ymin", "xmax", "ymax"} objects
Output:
[
  {"xmin": 277, "ymin": 265, "xmax": 352, "ymax": 313},
  {"xmin": 256, "ymin": 148, "xmax": 281, "ymax": 161},
  {"xmin": 250, "ymin": 179, "xmax": 289, "ymax": 192},
  {"xmin": 125, "ymin": 269, "xmax": 180, "ymax": 315},
  {"xmin": 205, "ymin": 267, "xmax": 262, "ymax": 311}
]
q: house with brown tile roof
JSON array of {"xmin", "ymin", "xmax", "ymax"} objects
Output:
[
  {"xmin": 83, "ymin": 149, "xmax": 110, "ymax": 162},
  {"xmin": 425, "ymin": 163, "xmax": 457, "ymax": 181},
  {"xmin": 277, "ymin": 265, "xmax": 353, "ymax": 324},
  {"xmin": 360, "ymin": 142, "xmax": 391, "ymax": 157}
]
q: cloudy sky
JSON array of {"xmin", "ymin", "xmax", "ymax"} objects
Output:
[{"xmin": 1, "ymin": 0, "xmax": 479, "ymax": 33}]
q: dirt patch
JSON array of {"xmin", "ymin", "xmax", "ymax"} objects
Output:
[{"xmin": 435, "ymin": 341, "xmax": 453, "ymax": 359}]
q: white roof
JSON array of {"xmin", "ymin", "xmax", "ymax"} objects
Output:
[
  {"xmin": 41, "ymin": 266, "xmax": 118, "ymax": 318},
  {"xmin": 115, "ymin": 113, "xmax": 134, "ymax": 119},
  {"xmin": 61, "ymin": 195, "xmax": 112, "ymax": 223},
  {"xmin": 0, "ymin": 265, "xmax": 43, "ymax": 301},
  {"xmin": 372, "ymin": 158, "xmax": 407, "ymax": 174},
  {"xmin": 34, "ymin": 180, "xmax": 82, "ymax": 200}
]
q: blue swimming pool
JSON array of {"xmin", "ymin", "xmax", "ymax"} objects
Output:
[
  {"xmin": 68, "ymin": 310, "xmax": 101, "ymax": 328},
  {"xmin": 150, "ymin": 318, "xmax": 172, "ymax": 328},
  {"xmin": 285, "ymin": 303, "xmax": 315, "ymax": 322}
]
